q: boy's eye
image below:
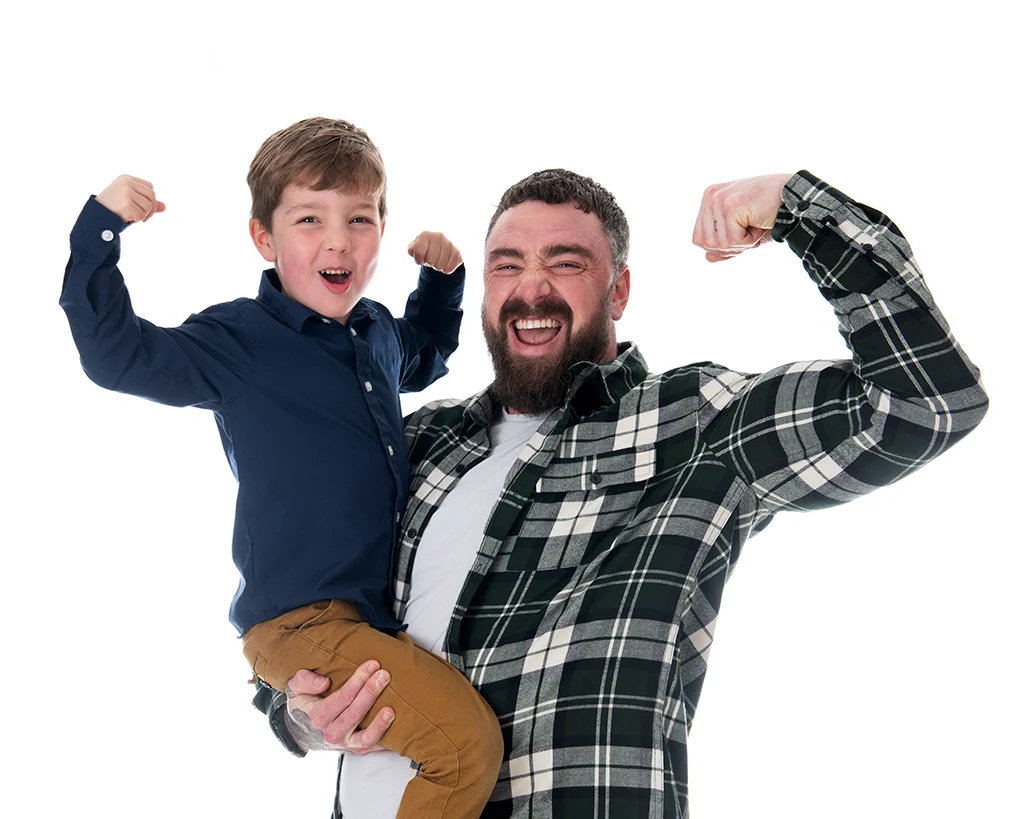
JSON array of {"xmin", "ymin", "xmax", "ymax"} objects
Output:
[
  {"xmin": 298, "ymin": 216, "xmax": 318, "ymax": 224},
  {"xmin": 351, "ymin": 216, "xmax": 372, "ymax": 224}
]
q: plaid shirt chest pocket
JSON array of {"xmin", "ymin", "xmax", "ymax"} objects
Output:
[{"xmin": 504, "ymin": 444, "xmax": 657, "ymax": 572}]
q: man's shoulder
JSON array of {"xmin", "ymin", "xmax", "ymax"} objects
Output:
[
  {"xmin": 404, "ymin": 393, "xmax": 481, "ymax": 435},
  {"xmin": 633, "ymin": 358, "xmax": 743, "ymax": 401}
]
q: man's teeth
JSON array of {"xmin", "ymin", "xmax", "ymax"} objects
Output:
[{"xmin": 514, "ymin": 318, "xmax": 562, "ymax": 330}]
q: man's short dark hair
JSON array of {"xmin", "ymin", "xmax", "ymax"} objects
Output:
[{"xmin": 486, "ymin": 169, "xmax": 629, "ymax": 272}]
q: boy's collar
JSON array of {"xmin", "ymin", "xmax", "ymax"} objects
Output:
[{"xmin": 256, "ymin": 268, "xmax": 377, "ymax": 332}]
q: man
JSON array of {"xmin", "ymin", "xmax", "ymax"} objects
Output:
[{"xmin": 255, "ymin": 170, "xmax": 988, "ymax": 818}]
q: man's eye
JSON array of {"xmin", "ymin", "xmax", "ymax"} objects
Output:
[{"xmin": 552, "ymin": 262, "xmax": 582, "ymax": 274}]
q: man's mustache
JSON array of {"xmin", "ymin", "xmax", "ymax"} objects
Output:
[{"xmin": 497, "ymin": 296, "xmax": 572, "ymax": 325}]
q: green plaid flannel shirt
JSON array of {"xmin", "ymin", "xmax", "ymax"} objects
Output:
[{"xmin": 258, "ymin": 171, "xmax": 988, "ymax": 818}]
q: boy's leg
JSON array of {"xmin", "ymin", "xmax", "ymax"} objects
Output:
[{"xmin": 243, "ymin": 600, "xmax": 503, "ymax": 819}]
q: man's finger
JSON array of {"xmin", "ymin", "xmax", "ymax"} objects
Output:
[
  {"xmin": 286, "ymin": 668, "xmax": 332, "ymax": 699},
  {"xmin": 308, "ymin": 661, "xmax": 385, "ymax": 729},
  {"xmin": 317, "ymin": 666, "xmax": 392, "ymax": 746},
  {"xmin": 346, "ymin": 706, "xmax": 395, "ymax": 753}
]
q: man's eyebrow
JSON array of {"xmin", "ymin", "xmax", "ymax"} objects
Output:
[
  {"xmin": 543, "ymin": 244, "xmax": 596, "ymax": 261},
  {"xmin": 487, "ymin": 247, "xmax": 526, "ymax": 263}
]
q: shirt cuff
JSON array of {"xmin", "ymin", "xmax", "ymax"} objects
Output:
[
  {"xmin": 771, "ymin": 170, "xmax": 854, "ymax": 253},
  {"xmin": 70, "ymin": 196, "xmax": 131, "ymax": 258},
  {"xmin": 415, "ymin": 263, "xmax": 466, "ymax": 309}
]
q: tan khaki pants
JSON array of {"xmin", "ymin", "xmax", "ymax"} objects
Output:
[{"xmin": 243, "ymin": 600, "xmax": 502, "ymax": 819}]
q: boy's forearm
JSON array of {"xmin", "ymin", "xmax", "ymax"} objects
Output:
[{"xmin": 396, "ymin": 264, "xmax": 465, "ymax": 391}]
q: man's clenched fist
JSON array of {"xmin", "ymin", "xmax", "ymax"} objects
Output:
[{"xmin": 692, "ymin": 173, "xmax": 792, "ymax": 263}]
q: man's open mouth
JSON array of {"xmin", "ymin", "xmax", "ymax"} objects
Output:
[{"xmin": 511, "ymin": 317, "xmax": 564, "ymax": 346}]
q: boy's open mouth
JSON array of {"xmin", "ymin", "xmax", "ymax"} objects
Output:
[
  {"xmin": 319, "ymin": 268, "xmax": 354, "ymax": 295},
  {"xmin": 319, "ymin": 268, "xmax": 352, "ymax": 285}
]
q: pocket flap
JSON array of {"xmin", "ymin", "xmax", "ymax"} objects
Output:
[{"xmin": 536, "ymin": 444, "xmax": 656, "ymax": 494}]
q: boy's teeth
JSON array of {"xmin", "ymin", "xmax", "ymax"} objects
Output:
[{"xmin": 514, "ymin": 318, "xmax": 562, "ymax": 330}]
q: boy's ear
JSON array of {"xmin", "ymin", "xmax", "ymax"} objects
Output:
[
  {"xmin": 380, "ymin": 217, "xmax": 386, "ymax": 239},
  {"xmin": 250, "ymin": 218, "xmax": 277, "ymax": 263}
]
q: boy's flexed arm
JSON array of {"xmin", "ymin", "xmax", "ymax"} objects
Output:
[
  {"xmin": 394, "ymin": 231, "xmax": 465, "ymax": 393},
  {"xmin": 60, "ymin": 176, "xmax": 254, "ymax": 410}
]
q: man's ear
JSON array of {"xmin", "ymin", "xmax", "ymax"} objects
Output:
[
  {"xmin": 250, "ymin": 218, "xmax": 277, "ymax": 263},
  {"xmin": 611, "ymin": 265, "xmax": 631, "ymax": 321}
]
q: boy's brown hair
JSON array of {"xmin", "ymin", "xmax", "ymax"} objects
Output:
[{"xmin": 247, "ymin": 117, "xmax": 387, "ymax": 230}]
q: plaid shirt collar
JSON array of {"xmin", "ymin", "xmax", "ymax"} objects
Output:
[{"xmin": 460, "ymin": 342, "xmax": 651, "ymax": 434}]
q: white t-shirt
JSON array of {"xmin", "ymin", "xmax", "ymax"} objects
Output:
[{"xmin": 339, "ymin": 410, "xmax": 547, "ymax": 819}]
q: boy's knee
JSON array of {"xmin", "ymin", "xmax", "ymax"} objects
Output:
[{"xmin": 461, "ymin": 710, "xmax": 504, "ymax": 776}]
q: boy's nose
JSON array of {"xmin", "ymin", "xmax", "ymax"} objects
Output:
[{"xmin": 323, "ymin": 226, "xmax": 351, "ymax": 253}]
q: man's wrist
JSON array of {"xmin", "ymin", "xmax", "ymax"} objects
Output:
[{"xmin": 252, "ymin": 679, "xmax": 307, "ymax": 758}]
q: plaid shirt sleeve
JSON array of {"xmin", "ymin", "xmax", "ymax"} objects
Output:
[{"xmin": 699, "ymin": 170, "xmax": 989, "ymax": 519}]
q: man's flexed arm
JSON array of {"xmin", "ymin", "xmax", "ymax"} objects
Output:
[{"xmin": 689, "ymin": 171, "xmax": 988, "ymax": 514}]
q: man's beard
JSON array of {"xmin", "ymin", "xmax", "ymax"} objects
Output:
[{"xmin": 483, "ymin": 293, "xmax": 613, "ymax": 415}]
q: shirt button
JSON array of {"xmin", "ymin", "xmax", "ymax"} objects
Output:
[
  {"xmin": 387, "ymin": 445, "xmax": 394, "ymax": 456},
  {"xmin": 100, "ymin": 229, "xmax": 114, "ymax": 242},
  {"xmin": 321, "ymin": 318, "xmax": 330, "ymax": 325},
  {"xmin": 350, "ymin": 328, "xmax": 357, "ymax": 337},
  {"xmin": 408, "ymin": 528, "xmax": 418, "ymax": 539},
  {"xmin": 364, "ymin": 381, "xmax": 373, "ymax": 392},
  {"xmin": 861, "ymin": 242, "xmax": 874, "ymax": 253},
  {"xmin": 796, "ymin": 201, "xmax": 810, "ymax": 212},
  {"xmin": 590, "ymin": 471, "xmax": 603, "ymax": 485}
]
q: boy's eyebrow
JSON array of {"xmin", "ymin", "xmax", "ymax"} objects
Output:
[
  {"xmin": 283, "ymin": 199, "xmax": 377, "ymax": 214},
  {"xmin": 487, "ymin": 247, "xmax": 525, "ymax": 264},
  {"xmin": 284, "ymin": 202, "xmax": 325, "ymax": 214}
]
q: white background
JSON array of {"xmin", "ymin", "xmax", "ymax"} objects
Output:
[{"xmin": 3, "ymin": 1, "xmax": 1020, "ymax": 817}]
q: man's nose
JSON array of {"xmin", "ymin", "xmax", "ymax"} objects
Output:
[{"xmin": 514, "ymin": 264, "xmax": 553, "ymax": 302}]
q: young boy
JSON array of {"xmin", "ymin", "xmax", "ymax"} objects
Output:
[{"xmin": 60, "ymin": 117, "xmax": 503, "ymax": 817}]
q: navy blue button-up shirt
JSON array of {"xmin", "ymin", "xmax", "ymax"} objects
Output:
[{"xmin": 60, "ymin": 197, "xmax": 464, "ymax": 634}]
